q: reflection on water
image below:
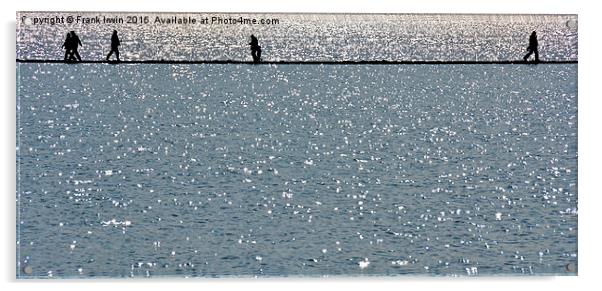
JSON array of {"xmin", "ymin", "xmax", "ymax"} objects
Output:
[
  {"xmin": 16, "ymin": 63, "xmax": 577, "ymax": 277},
  {"xmin": 17, "ymin": 13, "xmax": 578, "ymax": 62}
]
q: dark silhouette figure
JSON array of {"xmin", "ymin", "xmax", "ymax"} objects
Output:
[
  {"xmin": 523, "ymin": 31, "xmax": 539, "ymax": 62},
  {"xmin": 249, "ymin": 34, "xmax": 262, "ymax": 63},
  {"xmin": 62, "ymin": 32, "xmax": 75, "ymax": 61},
  {"xmin": 62, "ymin": 31, "xmax": 83, "ymax": 61},
  {"xmin": 106, "ymin": 30, "xmax": 121, "ymax": 61}
]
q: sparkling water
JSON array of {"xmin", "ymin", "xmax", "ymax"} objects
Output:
[
  {"xmin": 16, "ymin": 13, "xmax": 578, "ymax": 277},
  {"xmin": 17, "ymin": 13, "xmax": 577, "ymax": 62}
]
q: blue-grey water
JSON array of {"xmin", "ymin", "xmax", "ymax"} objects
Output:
[
  {"xmin": 17, "ymin": 12, "xmax": 578, "ymax": 278},
  {"xmin": 17, "ymin": 62, "xmax": 577, "ymax": 277}
]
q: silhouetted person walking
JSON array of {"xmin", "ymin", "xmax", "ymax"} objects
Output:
[
  {"xmin": 249, "ymin": 34, "xmax": 262, "ymax": 63},
  {"xmin": 523, "ymin": 31, "xmax": 539, "ymax": 62},
  {"xmin": 106, "ymin": 30, "xmax": 121, "ymax": 61},
  {"xmin": 63, "ymin": 31, "xmax": 83, "ymax": 62},
  {"xmin": 62, "ymin": 32, "xmax": 75, "ymax": 61},
  {"xmin": 71, "ymin": 32, "xmax": 82, "ymax": 61}
]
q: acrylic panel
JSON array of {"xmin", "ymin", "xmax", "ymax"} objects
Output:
[{"xmin": 16, "ymin": 12, "xmax": 578, "ymax": 278}]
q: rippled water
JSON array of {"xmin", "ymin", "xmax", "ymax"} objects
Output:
[
  {"xmin": 17, "ymin": 13, "xmax": 577, "ymax": 62},
  {"xmin": 16, "ymin": 63, "xmax": 577, "ymax": 277}
]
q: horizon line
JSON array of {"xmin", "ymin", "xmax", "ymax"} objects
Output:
[{"xmin": 15, "ymin": 59, "xmax": 578, "ymax": 65}]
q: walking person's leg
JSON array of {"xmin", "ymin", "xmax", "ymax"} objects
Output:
[
  {"xmin": 115, "ymin": 48, "xmax": 120, "ymax": 61},
  {"xmin": 524, "ymin": 49, "xmax": 533, "ymax": 61},
  {"xmin": 534, "ymin": 49, "xmax": 539, "ymax": 62},
  {"xmin": 106, "ymin": 49, "xmax": 113, "ymax": 61},
  {"xmin": 74, "ymin": 49, "xmax": 82, "ymax": 61}
]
